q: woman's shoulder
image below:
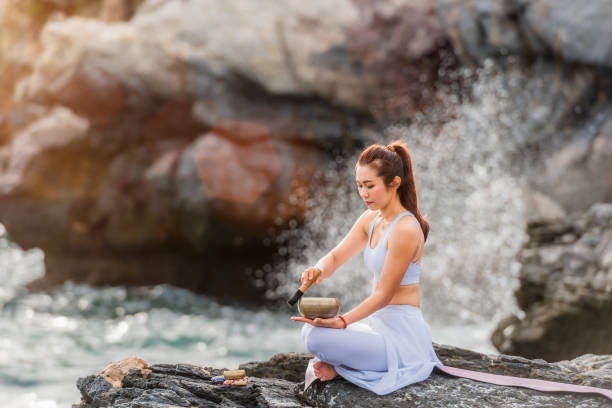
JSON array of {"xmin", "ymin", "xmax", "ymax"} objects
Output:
[
  {"xmin": 354, "ymin": 209, "xmax": 378, "ymax": 232},
  {"xmin": 390, "ymin": 214, "xmax": 422, "ymax": 239},
  {"xmin": 358, "ymin": 209, "xmax": 378, "ymax": 224}
]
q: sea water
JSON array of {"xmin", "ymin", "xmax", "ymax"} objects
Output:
[{"xmin": 0, "ymin": 232, "xmax": 305, "ymax": 407}]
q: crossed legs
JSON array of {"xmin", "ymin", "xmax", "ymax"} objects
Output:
[{"xmin": 302, "ymin": 322, "xmax": 387, "ymax": 381}]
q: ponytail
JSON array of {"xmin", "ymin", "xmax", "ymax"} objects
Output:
[{"xmin": 357, "ymin": 141, "xmax": 430, "ymax": 240}]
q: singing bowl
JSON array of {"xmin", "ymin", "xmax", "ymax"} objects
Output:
[{"xmin": 297, "ymin": 297, "xmax": 340, "ymax": 319}]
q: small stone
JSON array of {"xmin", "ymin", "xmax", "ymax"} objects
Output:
[
  {"xmin": 222, "ymin": 369, "xmax": 246, "ymax": 380},
  {"xmin": 223, "ymin": 377, "xmax": 248, "ymax": 386},
  {"xmin": 101, "ymin": 357, "xmax": 149, "ymax": 388}
]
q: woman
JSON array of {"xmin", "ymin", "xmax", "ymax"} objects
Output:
[
  {"xmin": 291, "ymin": 141, "xmax": 443, "ymax": 395},
  {"xmin": 290, "ymin": 143, "xmax": 612, "ymax": 402}
]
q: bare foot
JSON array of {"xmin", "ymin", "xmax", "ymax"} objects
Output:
[{"xmin": 313, "ymin": 361, "xmax": 338, "ymax": 381}]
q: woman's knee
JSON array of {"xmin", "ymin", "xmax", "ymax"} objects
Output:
[
  {"xmin": 302, "ymin": 324, "xmax": 321, "ymax": 355},
  {"xmin": 301, "ymin": 324, "xmax": 313, "ymax": 343},
  {"xmin": 303, "ymin": 327, "xmax": 334, "ymax": 357},
  {"xmin": 302, "ymin": 325, "xmax": 318, "ymax": 354}
]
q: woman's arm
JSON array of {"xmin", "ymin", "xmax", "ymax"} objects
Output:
[
  {"xmin": 341, "ymin": 219, "xmax": 421, "ymax": 325},
  {"xmin": 302, "ymin": 210, "xmax": 374, "ymax": 285}
]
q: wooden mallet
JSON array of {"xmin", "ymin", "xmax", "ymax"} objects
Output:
[{"xmin": 287, "ymin": 269, "xmax": 321, "ymax": 306}]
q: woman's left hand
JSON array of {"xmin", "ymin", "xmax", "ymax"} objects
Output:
[{"xmin": 290, "ymin": 316, "xmax": 345, "ymax": 329}]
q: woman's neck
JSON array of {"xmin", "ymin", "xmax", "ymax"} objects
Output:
[{"xmin": 378, "ymin": 198, "xmax": 407, "ymax": 222}]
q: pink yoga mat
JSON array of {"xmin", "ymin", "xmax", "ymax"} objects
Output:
[
  {"xmin": 304, "ymin": 360, "xmax": 612, "ymax": 401},
  {"xmin": 438, "ymin": 365, "xmax": 612, "ymax": 401}
]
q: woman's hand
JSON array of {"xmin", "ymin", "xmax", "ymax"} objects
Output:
[
  {"xmin": 290, "ymin": 316, "xmax": 345, "ymax": 329},
  {"xmin": 301, "ymin": 267, "xmax": 323, "ymax": 285}
]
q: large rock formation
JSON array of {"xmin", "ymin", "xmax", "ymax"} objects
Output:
[
  {"xmin": 73, "ymin": 346, "xmax": 612, "ymax": 407},
  {"xmin": 492, "ymin": 203, "xmax": 612, "ymax": 362},
  {"xmin": 0, "ymin": 0, "xmax": 455, "ymax": 299},
  {"xmin": 1, "ymin": 0, "xmax": 611, "ymax": 311},
  {"xmin": 0, "ymin": 0, "xmax": 142, "ymax": 104}
]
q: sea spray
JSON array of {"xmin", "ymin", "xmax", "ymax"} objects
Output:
[{"xmin": 268, "ymin": 61, "xmax": 534, "ymax": 352}]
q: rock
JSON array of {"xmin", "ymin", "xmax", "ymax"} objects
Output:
[
  {"xmin": 528, "ymin": 109, "xmax": 612, "ymax": 212},
  {"xmin": 0, "ymin": 0, "xmax": 113, "ymax": 106},
  {"xmin": 343, "ymin": 0, "xmax": 459, "ymax": 119},
  {"xmin": 77, "ymin": 375, "xmax": 112, "ymax": 404},
  {"xmin": 435, "ymin": 0, "xmax": 532, "ymax": 60},
  {"xmin": 522, "ymin": 189, "xmax": 567, "ymax": 224},
  {"xmin": 0, "ymin": 106, "xmax": 90, "ymax": 197},
  {"xmin": 0, "ymin": 0, "xmax": 456, "ymax": 303},
  {"xmin": 239, "ymin": 352, "xmax": 312, "ymax": 383},
  {"xmin": 3, "ymin": 0, "xmax": 406, "ymax": 299},
  {"xmin": 75, "ymin": 361, "xmax": 303, "ymax": 407},
  {"xmin": 492, "ymin": 203, "xmax": 612, "ymax": 361},
  {"xmin": 46, "ymin": 63, "xmax": 126, "ymax": 125},
  {"xmin": 435, "ymin": 0, "xmax": 612, "ymax": 67},
  {"xmin": 14, "ymin": 0, "xmax": 452, "ymax": 118},
  {"xmin": 434, "ymin": 2, "xmax": 612, "ymax": 216},
  {"xmin": 524, "ymin": 0, "xmax": 612, "ymax": 67},
  {"xmin": 193, "ymin": 120, "xmax": 281, "ymax": 206},
  {"xmin": 101, "ymin": 357, "xmax": 151, "ymax": 388},
  {"xmin": 436, "ymin": 0, "xmax": 612, "ymax": 213},
  {"xmin": 101, "ymin": 0, "xmax": 144, "ymax": 22},
  {"xmin": 73, "ymin": 346, "xmax": 612, "ymax": 407},
  {"xmin": 1, "ymin": 0, "xmax": 612, "ymax": 305}
]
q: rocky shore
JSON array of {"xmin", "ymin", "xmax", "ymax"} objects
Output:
[{"xmin": 74, "ymin": 345, "xmax": 612, "ymax": 407}]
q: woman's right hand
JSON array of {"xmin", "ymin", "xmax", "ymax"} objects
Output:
[{"xmin": 301, "ymin": 267, "xmax": 323, "ymax": 286}]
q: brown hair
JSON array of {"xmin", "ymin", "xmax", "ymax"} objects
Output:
[{"xmin": 356, "ymin": 141, "xmax": 430, "ymax": 240}]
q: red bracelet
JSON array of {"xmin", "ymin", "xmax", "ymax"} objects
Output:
[{"xmin": 338, "ymin": 315, "xmax": 347, "ymax": 329}]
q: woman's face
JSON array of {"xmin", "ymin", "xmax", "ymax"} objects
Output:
[{"xmin": 355, "ymin": 164, "xmax": 395, "ymax": 210}]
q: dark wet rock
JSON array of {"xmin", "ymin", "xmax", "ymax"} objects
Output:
[
  {"xmin": 434, "ymin": 344, "xmax": 612, "ymax": 388},
  {"xmin": 302, "ymin": 368, "xmax": 611, "ymax": 408},
  {"xmin": 492, "ymin": 203, "xmax": 612, "ymax": 362},
  {"xmin": 74, "ymin": 361, "xmax": 305, "ymax": 408},
  {"xmin": 302, "ymin": 343, "xmax": 612, "ymax": 407},
  {"xmin": 77, "ymin": 375, "xmax": 112, "ymax": 403},
  {"xmin": 74, "ymin": 346, "xmax": 612, "ymax": 407},
  {"xmin": 239, "ymin": 352, "xmax": 312, "ymax": 383}
]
